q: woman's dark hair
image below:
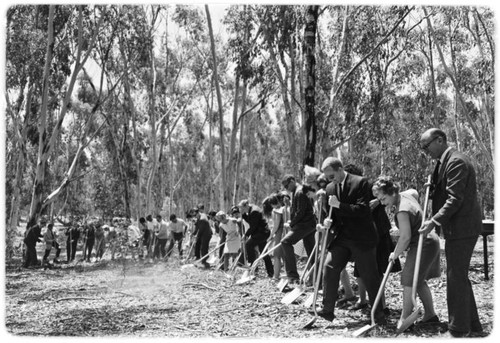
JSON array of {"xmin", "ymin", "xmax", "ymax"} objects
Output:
[
  {"xmin": 372, "ymin": 176, "xmax": 400, "ymax": 196},
  {"xmin": 262, "ymin": 195, "xmax": 276, "ymax": 217}
]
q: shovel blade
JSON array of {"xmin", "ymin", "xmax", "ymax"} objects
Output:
[
  {"xmin": 235, "ymin": 270, "xmax": 254, "ymax": 285},
  {"xmin": 352, "ymin": 323, "xmax": 376, "ymax": 337},
  {"xmin": 302, "ymin": 316, "xmax": 317, "ymax": 329},
  {"xmin": 207, "ymin": 255, "xmax": 217, "ymax": 264},
  {"xmin": 277, "ymin": 278, "xmax": 288, "ymax": 292},
  {"xmin": 281, "ymin": 286, "xmax": 304, "ymax": 305},
  {"xmin": 303, "ymin": 293, "xmax": 314, "ymax": 307},
  {"xmin": 396, "ymin": 309, "xmax": 421, "ymax": 334}
]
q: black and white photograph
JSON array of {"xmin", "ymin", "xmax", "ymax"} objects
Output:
[{"xmin": 1, "ymin": 0, "xmax": 496, "ymax": 340}]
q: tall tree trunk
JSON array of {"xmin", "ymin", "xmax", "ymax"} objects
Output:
[
  {"xmin": 27, "ymin": 6, "xmax": 102, "ymax": 229},
  {"xmin": 145, "ymin": 15, "xmax": 158, "ymax": 215},
  {"xmin": 206, "ymin": 5, "xmax": 226, "ymax": 211},
  {"xmin": 27, "ymin": 5, "xmax": 55, "ymax": 229},
  {"xmin": 302, "ymin": 5, "xmax": 319, "ymax": 167},
  {"xmin": 263, "ymin": 24, "xmax": 298, "ymax": 172}
]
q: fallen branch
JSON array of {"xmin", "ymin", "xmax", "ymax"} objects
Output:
[
  {"xmin": 54, "ymin": 297, "xmax": 98, "ymax": 302},
  {"xmin": 173, "ymin": 325, "xmax": 205, "ymax": 333},
  {"xmin": 182, "ymin": 282, "xmax": 217, "ymax": 291},
  {"xmin": 113, "ymin": 291, "xmax": 137, "ymax": 297}
]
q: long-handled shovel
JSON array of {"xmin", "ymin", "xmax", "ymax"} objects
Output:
[
  {"xmin": 352, "ymin": 259, "xmax": 395, "ymax": 337},
  {"xmin": 395, "ymin": 175, "xmax": 432, "ymax": 334},
  {"xmin": 281, "ymin": 239, "xmax": 318, "ymax": 305},
  {"xmin": 235, "ymin": 243, "xmax": 282, "ymax": 284},
  {"xmin": 181, "ymin": 241, "xmax": 225, "ymax": 269},
  {"xmin": 281, "ymin": 262, "xmax": 315, "ymax": 304},
  {"xmin": 302, "ymin": 199, "xmax": 325, "ymax": 308},
  {"xmin": 235, "ymin": 233, "xmax": 275, "ymax": 284},
  {"xmin": 303, "ymin": 207, "xmax": 333, "ymax": 329}
]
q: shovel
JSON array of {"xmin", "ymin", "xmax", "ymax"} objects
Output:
[
  {"xmin": 235, "ymin": 234, "xmax": 275, "ymax": 284},
  {"xmin": 235, "ymin": 243, "xmax": 282, "ymax": 285},
  {"xmin": 352, "ymin": 259, "xmax": 395, "ymax": 337},
  {"xmin": 303, "ymin": 207, "xmax": 333, "ymax": 329},
  {"xmin": 180, "ymin": 241, "xmax": 225, "ymax": 269},
  {"xmin": 281, "ymin": 263, "xmax": 315, "ymax": 304},
  {"xmin": 302, "ymin": 199, "xmax": 325, "ymax": 308},
  {"xmin": 396, "ymin": 175, "xmax": 432, "ymax": 334},
  {"xmin": 281, "ymin": 239, "xmax": 318, "ymax": 305}
]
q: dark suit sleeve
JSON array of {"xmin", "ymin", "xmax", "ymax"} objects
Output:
[
  {"xmin": 432, "ymin": 157, "xmax": 468, "ymax": 226},
  {"xmin": 244, "ymin": 212, "xmax": 258, "ymax": 237},
  {"xmin": 338, "ymin": 177, "xmax": 372, "ymax": 218},
  {"xmin": 290, "ymin": 191, "xmax": 310, "ymax": 228}
]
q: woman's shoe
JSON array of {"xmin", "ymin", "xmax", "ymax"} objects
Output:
[
  {"xmin": 336, "ymin": 296, "xmax": 358, "ymax": 308},
  {"xmin": 349, "ymin": 302, "xmax": 368, "ymax": 311}
]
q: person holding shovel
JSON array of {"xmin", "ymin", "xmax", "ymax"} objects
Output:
[
  {"xmin": 280, "ymin": 173, "xmax": 317, "ymax": 284},
  {"xmin": 419, "ymin": 128, "xmax": 483, "ymax": 337},
  {"xmin": 372, "ymin": 177, "xmax": 441, "ymax": 331},
  {"xmin": 317, "ymin": 157, "xmax": 384, "ymax": 324},
  {"xmin": 238, "ymin": 199, "xmax": 274, "ymax": 277}
]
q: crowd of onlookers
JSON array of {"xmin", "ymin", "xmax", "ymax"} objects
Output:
[{"xmin": 21, "ymin": 212, "xmax": 201, "ymax": 267}]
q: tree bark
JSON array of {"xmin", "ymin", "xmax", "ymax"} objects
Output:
[
  {"xmin": 206, "ymin": 4, "xmax": 226, "ymax": 211},
  {"xmin": 302, "ymin": 5, "xmax": 319, "ymax": 167}
]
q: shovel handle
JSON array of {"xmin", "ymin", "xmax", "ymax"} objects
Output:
[
  {"xmin": 411, "ymin": 175, "xmax": 432, "ymax": 307},
  {"xmin": 369, "ymin": 259, "xmax": 395, "ymax": 325}
]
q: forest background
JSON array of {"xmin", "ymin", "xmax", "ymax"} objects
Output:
[{"xmin": 1, "ymin": 1, "xmax": 496, "ymax": 258}]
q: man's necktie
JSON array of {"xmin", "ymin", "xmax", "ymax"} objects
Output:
[{"xmin": 432, "ymin": 160, "xmax": 441, "ymax": 185}]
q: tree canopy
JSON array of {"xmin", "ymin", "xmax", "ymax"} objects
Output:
[{"xmin": 4, "ymin": 4, "xmax": 495, "ymax": 251}]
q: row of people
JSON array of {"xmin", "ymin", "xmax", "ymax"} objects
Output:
[{"xmin": 205, "ymin": 128, "xmax": 482, "ymax": 337}]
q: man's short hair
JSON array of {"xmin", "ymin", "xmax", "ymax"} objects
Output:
[
  {"xmin": 429, "ymin": 128, "xmax": 447, "ymax": 143},
  {"xmin": 321, "ymin": 157, "xmax": 343, "ymax": 171},
  {"xmin": 169, "ymin": 214, "xmax": 176, "ymax": 221}
]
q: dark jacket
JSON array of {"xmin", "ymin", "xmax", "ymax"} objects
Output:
[
  {"xmin": 325, "ymin": 173, "xmax": 378, "ymax": 249},
  {"xmin": 242, "ymin": 205, "xmax": 270, "ymax": 241},
  {"xmin": 289, "ymin": 185, "xmax": 316, "ymax": 229},
  {"xmin": 431, "ymin": 148, "xmax": 482, "ymax": 240}
]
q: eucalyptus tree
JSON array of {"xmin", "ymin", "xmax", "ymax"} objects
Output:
[
  {"xmin": 6, "ymin": 5, "xmax": 51, "ymax": 248},
  {"xmin": 6, "ymin": 5, "xmax": 106, "ymax": 233}
]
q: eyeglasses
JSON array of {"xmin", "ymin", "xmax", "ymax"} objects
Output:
[{"xmin": 421, "ymin": 136, "xmax": 439, "ymax": 150}]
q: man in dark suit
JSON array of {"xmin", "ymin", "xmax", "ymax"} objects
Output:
[
  {"xmin": 238, "ymin": 199, "xmax": 274, "ymax": 277},
  {"xmin": 315, "ymin": 157, "xmax": 384, "ymax": 324},
  {"xmin": 419, "ymin": 128, "xmax": 482, "ymax": 337},
  {"xmin": 280, "ymin": 174, "xmax": 316, "ymax": 283}
]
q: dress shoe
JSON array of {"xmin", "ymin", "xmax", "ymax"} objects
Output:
[
  {"xmin": 417, "ymin": 315, "xmax": 440, "ymax": 325},
  {"xmin": 448, "ymin": 329, "xmax": 470, "ymax": 337}
]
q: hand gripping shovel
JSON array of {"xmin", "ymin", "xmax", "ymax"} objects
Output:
[
  {"xmin": 281, "ymin": 239, "xmax": 318, "ymax": 305},
  {"xmin": 395, "ymin": 175, "xmax": 432, "ymax": 335},
  {"xmin": 303, "ymin": 207, "xmax": 333, "ymax": 329},
  {"xmin": 235, "ymin": 242, "xmax": 282, "ymax": 285},
  {"xmin": 352, "ymin": 259, "xmax": 395, "ymax": 337}
]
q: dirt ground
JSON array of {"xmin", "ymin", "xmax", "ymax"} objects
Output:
[{"xmin": 3, "ymin": 235, "xmax": 494, "ymax": 339}]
